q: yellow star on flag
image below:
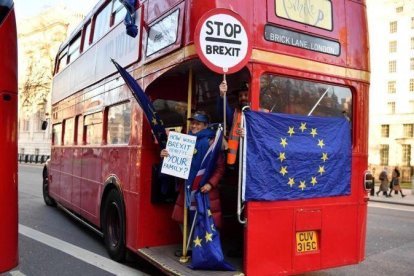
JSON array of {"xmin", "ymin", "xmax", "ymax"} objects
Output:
[
  {"xmin": 288, "ymin": 177, "xmax": 295, "ymax": 187},
  {"xmin": 278, "ymin": 152, "xmax": 286, "ymax": 162},
  {"xmin": 299, "ymin": 122, "xmax": 307, "ymax": 132},
  {"xmin": 310, "ymin": 128, "xmax": 318, "ymax": 137},
  {"xmin": 299, "ymin": 181, "xmax": 306, "ymax": 190},
  {"xmin": 318, "ymin": 165, "xmax": 325, "ymax": 175},
  {"xmin": 311, "ymin": 177, "xmax": 317, "ymax": 186},
  {"xmin": 280, "ymin": 166, "xmax": 288, "ymax": 176},
  {"xmin": 321, "ymin": 153, "xmax": 329, "ymax": 162},
  {"xmin": 317, "ymin": 139, "xmax": 325, "ymax": 148},
  {"xmin": 287, "ymin": 127, "xmax": 295, "ymax": 136},
  {"xmin": 280, "ymin": 138, "xmax": 288, "ymax": 148},
  {"xmin": 194, "ymin": 236, "xmax": 202, "ymax": 247},
  {"xmin": 205, "ymin": 231, "xmax": 213, "ymax": 242},
  {"xmin": 152, "ymin": 118, "xmax": 158, "ymax": 125},
  {"xmin": 207, "ymin": 209, "xmax": 212, "ymax": 217}
]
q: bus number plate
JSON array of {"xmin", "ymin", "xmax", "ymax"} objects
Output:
[{"xmin": 296, "ymin": 231, "xmax": 318, "ymax": 253}]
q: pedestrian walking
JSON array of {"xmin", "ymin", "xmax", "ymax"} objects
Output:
[
  {"xmin": 376, "ymin": 167, "xmax": 389, "ymax": 196},
  {"xmin": 388, "ymin": 166, "xmax": 406, "ymax": 198}
]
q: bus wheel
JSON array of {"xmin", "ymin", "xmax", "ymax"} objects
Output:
[
  {"xmin": 42, "ymin": 166, "xmax": 56, "ymax": 206},
  {"xmin": 102, "ymin": 189, "xmax": 126, "ymax": 262}
]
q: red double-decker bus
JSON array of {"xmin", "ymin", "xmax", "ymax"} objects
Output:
[
  {"xmin": 0, "ymin": 0, "xmax": 18, "ymax": 272},
  {"xmin": 44, "ymin": 0, "xmax": 371, "ymax": 275}
]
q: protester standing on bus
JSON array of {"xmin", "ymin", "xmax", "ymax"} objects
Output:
[
  {"xmin": 377, "ymin": 167, "xmax": 389, "ymax": 196},
  {"xmin": 160, "ymin": 111, "xmax": 225, "ymax": 228},
  {"xmin": 388, "ymin": 166, "xmax": 406, "ymax": 198},
  {"xmin": 218, "ymin": 80, "xmax": 250, "ymax": 165}
]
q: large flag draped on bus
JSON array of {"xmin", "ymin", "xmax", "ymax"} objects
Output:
[
  {"xmin": 188, "ymin": 126, "xmax": 235, "ymax": 271},
  {"xmin": 242, "ymin": 111, "xmax": 351, "ymax": 201},
  {"xmin": 119, "ymin": 0, "xmax": 138, "ymax": 37},
  {"xmin": 111, "ymin": 59, "xmax": 167, "ymax": 148}
]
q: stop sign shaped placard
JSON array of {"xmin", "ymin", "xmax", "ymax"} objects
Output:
[{"xmin": 194, "ymin": 9, "xmax": 252, "ymax": 74}]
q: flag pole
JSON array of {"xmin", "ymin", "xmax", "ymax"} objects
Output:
[{"xmin": 180, "ymin": 68, "xmax": 192, "ymax": 263}]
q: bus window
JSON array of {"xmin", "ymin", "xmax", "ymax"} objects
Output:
[
  {"xmin": 84, "ymin": 112, "xmax": 103, "ymax": 145},
  {"xmin": 259, "ymin": 74, "xmax": 352, "ymax": 120},
  {"xmin": 146, "ymin": 9, "xmax": 180, "ymax": 57},
  {"xmin": 107, "ymin": 102, "xmax": 131, "ymax": 144},
  {"xmin": 93, "ymin": 2, "xmax": 112, "ymax": 43},
  {"xmin": 76, "ymin": 115, "xmax": 83, "ymax": 145},
  {"xmin": 56, "ymin": 46, "xmax": 68, "ymax": 73},
  {"xmin": 52, "ymin": 124, "xmax": 62, "ymax": 146},
  {"xmin": 68, "ymin": 33, "xmax": 81, "ymax": 63},
  {"xmin": 82, "ymin": 21, "xmax": 92, "ymax": 52},
  {"xmin": 111, "ymin": 0, "xmax": 127, "ymax": 26},
  {"xmin": 63, "ymin": 118, "xmax": 75, "ymax": 145},
  {"xmin": 153, "ymin": 99, "xmax": 187, "ymax": 131}
]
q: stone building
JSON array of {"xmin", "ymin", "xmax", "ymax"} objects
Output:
[
  {"xmin": 17, "ymin": 5, "xmax": 83, "ymax": 161},
  {"xmin": 367, "ymin": 0, "xmax": 414, "ymax": 181}
]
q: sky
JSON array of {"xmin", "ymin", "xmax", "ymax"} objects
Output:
[{"xmin": 14, "ymin": 0, "xmax": 98, "ymax": 21}]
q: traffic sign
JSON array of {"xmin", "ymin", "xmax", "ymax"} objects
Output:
[{"xmin": 194, "ymin": 9, "xmax": 252, "ymax": 74}]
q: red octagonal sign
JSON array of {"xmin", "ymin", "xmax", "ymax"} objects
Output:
[{"xmin": 194, "ymin": 9, "xmax": 252, "ymax": 74}]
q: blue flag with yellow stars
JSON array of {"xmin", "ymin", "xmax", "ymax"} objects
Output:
[
  {"xmin": 242, "ymin": 111, "xmax": 351, "ymax": 201},
  {"xmin": 190, "ymin": 192, "xmax": 235, "ymax": 271},
  {"xmin": 111, "ymin": 59, "xmax": 167, "ymax": 148}
]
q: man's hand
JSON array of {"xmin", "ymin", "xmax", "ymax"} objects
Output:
[{"xmin": 219, "ymin": 81, "xmax": 227, "ymax": 97}]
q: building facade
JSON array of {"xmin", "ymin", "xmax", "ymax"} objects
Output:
[
  {"xmin": 367, "ymin": 0, "xmax": 414, "ymax": 181},
  {"xmin": 17, "ymin": 5, "xmax": 83, "ymax": 161}
]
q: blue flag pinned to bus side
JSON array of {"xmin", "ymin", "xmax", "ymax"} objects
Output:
[
  {"xmin": 119, "ymin": 0, "xmax": 138, "ymax": 37},
  {"xmin": 242, "ymin": 111, "xmax": 351, "ymax": 201},
  {"xmin": 111, "ymin": 59, "xmax": 167, "ymax": 148}
]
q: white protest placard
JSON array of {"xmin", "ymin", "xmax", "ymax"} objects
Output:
[
  {"xmin": 194, "ymin": 8, "xmax": 252, "ymax": 74},
  {"xmin": 161, "ymin": 132, "xmax": 197, "ymax": 179}
]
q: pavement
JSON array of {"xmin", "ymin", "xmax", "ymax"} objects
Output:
[{"xmin": 368, "ymin": 188, "xmax": 414, "ymax": 206}]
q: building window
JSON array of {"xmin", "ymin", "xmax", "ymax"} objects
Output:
[
  {"xmin": 389, "ymin": 60, "xmax": 396, "ymax": 73},
  {"xmin": 381, "ymin": 125, "xmax": 390, "ymax": 137},
  {"xmin": 21, "ymin": 119, "xmax": 30, "ymax": 132},
  {"xmin": 390, "ymin": 21, "xmax": 397, "ymax": 33},
  {"xmin": 410, "ymin": 79, "xmax": 414, "ymax": 92},
  {"xmin": 76, "ymin": 115, "xmax": 83, "ymax": 145},
  {"xmin": 388, "ymin": 102, "xmax": 395, "ymax": 114},
  {"xmin": 411, "ymin": 58, "xmax": 414, "ymax": 70},
  {"xmin": 403, "ymin": 124, "xmax": 413, "ymax": 137},
  {"xmin": 402, "ymin": 144, "xmax": 411, "ymax": 166},
  {"xmin": 380, "ymin": 144, "xmax": 389, "ymax": 166},
  {"xmin": 389, "ymin": 41, "xmax": 397, "ymax": 53},
  {"xmin": 412, "ymin": 37, "xmax": 414, "ymax": 50},
  {"xmin": 111, "ymin": 0, "xmax": 127, "ymax": 26},
  {"xmin": 388, "ymin": 81, "xmax": 396, "ymax": 93},
  {"xmin": 412, "ymin": 17, "xmax": 414, "ymax": 29},
  {"xmin": 396, "ymin": 6, "xmax": 403, "ymax": 13}
]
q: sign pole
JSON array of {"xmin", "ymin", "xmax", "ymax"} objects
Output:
[{"xmin": 223, "ymin": 73, "xmax": 227, "ymax": 135}]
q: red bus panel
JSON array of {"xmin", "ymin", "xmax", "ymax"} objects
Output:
[{"xmin": 0, "ymin": 1, "xmax": 18, "ymax": 272}]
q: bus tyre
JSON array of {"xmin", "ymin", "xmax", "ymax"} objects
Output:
[
  {"xmin": 42, "ymin": 167, "xmax": 56, "ymax": 206},
  {"xmin": 102, "ymin": 189, "xmax": 126, "ymax": 262}
]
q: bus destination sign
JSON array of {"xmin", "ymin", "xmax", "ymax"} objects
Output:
[
  {"xmin": 195, "ymin": 8, "xmax": 252, "ymax": 74},
  {"xmin": 264, "ymin": 25, "xmax": 340, "ymax": 56}
]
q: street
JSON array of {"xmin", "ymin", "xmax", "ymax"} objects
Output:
[{"xmin": 2, "ymin": 164, "xmax": 414, "ymax": 276}]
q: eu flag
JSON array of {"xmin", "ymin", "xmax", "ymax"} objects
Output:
[
  {"xmin": 189, "ymin": 126, "xmax": 235, "ymax": 271},
  {"xmin": 111, "ymin": 59, "xmax": 167, "ymax": 148},
  {"xmin": 242, "ymin": 111, "xmax": 351, "ymax": 201},
  {"xmin": 190, "ymin": 192, "xmax": 235, "ymax": 271}
]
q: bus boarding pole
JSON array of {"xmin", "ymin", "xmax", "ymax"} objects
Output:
[{"xmin": 180, "ymin": 68, "xmax": 193, "ymax": 263}]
